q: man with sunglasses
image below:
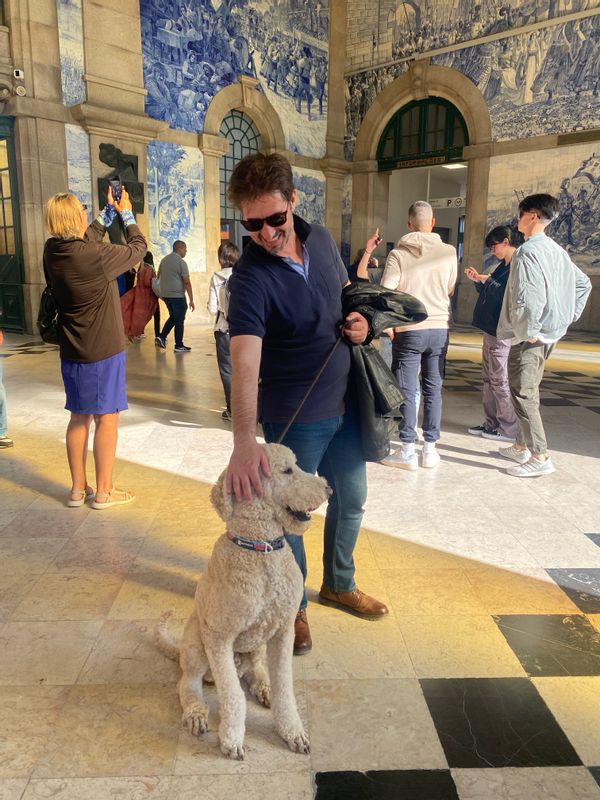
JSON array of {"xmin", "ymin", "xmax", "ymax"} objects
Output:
[
  {"xmin": 496, "ymin": 193, "xmax": 591, "ymax": 477},
  {"xmin": 225, "ymin": 153, "xmax": 389, "ymax": 656}
]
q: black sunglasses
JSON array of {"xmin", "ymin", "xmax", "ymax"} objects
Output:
[{"xmin": 240, "ymin": 209, "xmax": 288, "ymax": 232}]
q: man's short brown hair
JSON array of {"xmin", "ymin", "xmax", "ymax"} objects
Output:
[{"xmin": 228, "ymin": 153, "xmax": 294, "ymax": 209}]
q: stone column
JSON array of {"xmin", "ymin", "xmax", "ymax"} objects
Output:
[
  {"xmin": 194, "ymin": 132, "xmax": 230, "ymax": 324},
  {"xmin": 322, "ymin": 160, "xmax": 350, "ymax": 246},
  {"xmin": 325, "ymin": 0, "xmax": 347, "ymax": 162},
  {"xmin": 350, "ymin": 162, "xmax": 390, "ymax": 258}
]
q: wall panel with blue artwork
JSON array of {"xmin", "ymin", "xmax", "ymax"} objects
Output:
[
  {"xmin": 486, "ymin": 143, "xmax": 600, "ymax": 271},
  {"xmin": 65, "ymin": 124, "xmax": 92, "ymax": 211},
  {"xmin": 140, "ymin": 0, "xmax": 329, "ymax": 158},
  {"xmin": 292, "ymin": 167, "xmax": 325, "ymax": 225},
  {"xmin": 146, "ymin": 141, "xmax": 206, "ymax": 272},
  {"xmin": 57, "ymin": 0, "xmax": 85, "ymax": 106}
]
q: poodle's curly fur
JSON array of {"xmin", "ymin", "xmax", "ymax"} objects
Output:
[{"xmin": 156, "ymin": 443, "xmax": 330, "ymax": 760}]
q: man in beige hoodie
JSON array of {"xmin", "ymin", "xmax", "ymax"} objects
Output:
[{"xmin": 380, "ymin": 201, "xmax": 457, "ymax": 470}]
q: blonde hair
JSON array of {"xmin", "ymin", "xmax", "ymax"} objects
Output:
[{"xmin": 44, "ymin": 193, "xmax": 84, "ymax": 239}]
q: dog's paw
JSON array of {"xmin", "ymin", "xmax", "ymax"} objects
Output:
[
  {"xmin": 220, "ymin": 739, "xmax": 245, "ymax": 760},
  {"xmin": 182, "ymin": 704, "xmax": 209, "ymax": 737},
  {"xmin": 250, "ymin": 680, "xmax": 271, "ymax": 708},
  {"xmin": 285, "ymin": 730, "xmax": 310, "ymax": 755}
]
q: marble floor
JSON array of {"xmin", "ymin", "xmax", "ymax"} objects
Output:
[{"xmin": 1, "ymin": 325, "xmax": 600, "ymax": 800}]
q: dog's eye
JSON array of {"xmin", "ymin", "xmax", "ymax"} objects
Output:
[{"xmin": 283, "ymin": 467, "xmax": 293, "ymax": 474}]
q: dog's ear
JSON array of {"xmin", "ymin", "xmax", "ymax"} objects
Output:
[{"xmin": 210, "ymin": 468, "xmax": 234, "ymax": 523}]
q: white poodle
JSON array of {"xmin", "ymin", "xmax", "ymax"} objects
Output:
[{"xmin": 156, "ymin": 443, "xmax": 330, "ymax": 760}]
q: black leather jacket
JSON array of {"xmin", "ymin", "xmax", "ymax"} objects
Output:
[{"xmin": 342, "ymin": 282, "xmax": 428, "ymax": 462}]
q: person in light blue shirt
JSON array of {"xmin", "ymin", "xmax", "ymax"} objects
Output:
[{"xmin": 496, "ymin": 193, "xmax": 591, "ymax": 478}]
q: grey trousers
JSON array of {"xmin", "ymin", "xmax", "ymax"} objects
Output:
[
  {"xmin": 482, "ymin": 333, "xmax": 518, "ymax": 438},
  {"xmin": 508, "ymin": 340, "xmax": 555, "ymax": 455}
]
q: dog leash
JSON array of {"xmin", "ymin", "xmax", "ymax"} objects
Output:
[{"xmin": 275, "ymin": 336, "xmax": 344, "ymax": 444}]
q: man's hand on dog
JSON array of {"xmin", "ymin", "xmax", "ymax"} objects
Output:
[{"xmin": 227, "ymin": 438, "xmax": 271, "ymax": 502}]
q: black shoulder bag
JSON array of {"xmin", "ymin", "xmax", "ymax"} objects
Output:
[{"xmin": 37, "ymin": 261, "xmax": 60, "ymax": 345}]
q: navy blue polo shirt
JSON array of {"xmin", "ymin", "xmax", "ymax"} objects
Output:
[{"xmin": 228, "ymin": 215, "xmax": 350, "ymax": 424}]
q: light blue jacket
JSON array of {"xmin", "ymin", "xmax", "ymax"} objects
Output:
[{"xmin": 496, "ymin": 233, "xmax": 591, "ymax": 342}]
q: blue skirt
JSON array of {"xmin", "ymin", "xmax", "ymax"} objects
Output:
[{"xmin": 61, "ymin": 351, "xmax": 128, "ymax": 415}]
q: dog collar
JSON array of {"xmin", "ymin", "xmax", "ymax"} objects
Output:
[{"xmin": 226, "ymin": 532, "xmax": 285, "ymax": 553}]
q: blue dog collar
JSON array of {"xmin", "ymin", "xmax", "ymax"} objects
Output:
[{"xmin": 226, "ymin": 532, "xmax": 285, "ymax": 553}]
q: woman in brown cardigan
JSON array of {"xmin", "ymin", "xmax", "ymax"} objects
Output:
[{"xmin": 43, "ymin": 188, "xmax": 147, "ymax": 508}]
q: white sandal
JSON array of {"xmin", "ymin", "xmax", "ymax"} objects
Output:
[
  {"xmin": 67, "ymin": 486, "xmax": 95, "ymax": 508},
  {"xmin": 91, "ymin": 488, "xmax": 135, "ymax": 510}
]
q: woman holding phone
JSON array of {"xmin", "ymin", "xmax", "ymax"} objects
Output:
[{"xmin": 43, "ymin": 187, "xmax": 146, "ymax": 508}]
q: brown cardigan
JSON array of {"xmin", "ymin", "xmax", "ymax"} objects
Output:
[{"xmin": 44, "ymin": 220, "xmax": 147, "ymax": 363}]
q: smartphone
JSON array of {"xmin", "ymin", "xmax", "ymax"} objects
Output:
[{"xmin": 108, "ymin": 178, "xmax": 122, "ymax": 202}]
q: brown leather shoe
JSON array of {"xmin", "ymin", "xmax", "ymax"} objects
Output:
[
  {"xmin": 294, "ymin": 609, "xmax": 312, "ymax": 656},
  {"xmin": 318, "ymin": 584, "xmax": 389, "ymax": 620}
]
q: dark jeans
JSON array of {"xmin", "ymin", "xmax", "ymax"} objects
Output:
[
  {"xmin": 153, "ymin": 304, "xmax": 161, "ymax": 338},
  {"xmin": 262, "ymin": 408, "xmax": 367, "ymax": 610},
  {"xmin": 160, "ymin": 297, "xmax": 187, "ymax": 348},
  {"xmin": 214, "ymin": 331, "xmax": 231, "ymax": 410},
  {"xmin": 393, "ymin": 328, "xmax": 449, "ymax": 443}
]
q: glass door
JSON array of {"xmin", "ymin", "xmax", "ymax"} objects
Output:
[{"xmin": 0, "ymin": 117, "xmax": 24, "ymax": 332}]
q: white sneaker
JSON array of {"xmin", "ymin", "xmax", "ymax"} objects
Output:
[
  {"xmin": 506, "ymin": 457, "xmax": 556, "ymax": 477},
  {"xmin": 498, "ymin": 444, "xmax": 531, "ymax": 464},
  {"xmin": 421, "ymin": 446, "xmax": 441, "ymax": 469},
  {"xmin": 380, "ymin": 448, "xmax": 418, "ymax": 471}
]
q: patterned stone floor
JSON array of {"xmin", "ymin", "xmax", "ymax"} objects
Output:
[{"xmin": 0, "ymin": 325, "xmax": 599, "ymax": 800}]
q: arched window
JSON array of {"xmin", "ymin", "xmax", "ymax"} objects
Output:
[
  {"xmin": 219, "ymin": 110, "xmax": 262, "ymax": 222},
  {"xmin": 376, "ymin": 97, "xmax": 468, "ymax": 171}
]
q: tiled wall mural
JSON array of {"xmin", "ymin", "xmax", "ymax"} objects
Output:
[
  {"xmin": 292, "ymin": 167, "xmax": 325, "ymax": 225},
  {"xmin": 140, "ymin": 0, "xmax": 329, "ymax": 158},
  {"xmin": 56, "ymin": 0, "xmax": 85, "ymax": 106},
  {"xmin": 65, "ymin": 124, "xmax": 92, "ymax": 211},
  {"xmin": 486, "ymin": 144, "xmax": 600, "ymax": 270},
  {"xmin": 433, "ymin": 16, "xmax": 600, "ymax": 141},
  {"xmin": 387, "ymin": 0, "xmax": 599, "ymax": 63},
  {"xmin": 146, "ymin": 141, "xmax": 205, "ymax": 272},
  {"xmin": 345, "ymin": 11, "xmax": 600, "ymax": 155}
]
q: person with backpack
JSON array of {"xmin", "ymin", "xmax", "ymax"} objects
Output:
[{"xmin": 207, "ymin": 241, "xmax": 240, "ymax": 420}]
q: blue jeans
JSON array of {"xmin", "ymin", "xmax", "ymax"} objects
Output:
[
  {"xmin": 160, "ymin": 297, "xmax": 188, "ymax": 348},
  {"xmin": 393, "ymin": 329, "xmax": 449, "ymax": 443},
  {"xmin": 262, "ymin": 409, "xmax": 367, "ymax": 610},
  {"xmin": 0, "ymin": 357, "xmax": 6, "ymax": 436}
]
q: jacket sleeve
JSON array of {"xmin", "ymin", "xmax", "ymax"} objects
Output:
[
  {"xmin": 573, "ymin": 263, "xmax": 592, "ymax": 322},
  {"xmin": 83, "ymin": 220, "xmax": 106, "ymax": 243},
  {"xmin": 99, "ymin": 224, "xmax": 148, "ymax": 282},
  {"xmin": 509, "ymin": 251, "xmax": 546, "ymax": 341},
  {"xmin": 448, "ymin": 253, "xmax": 458, "ymax": 296},
  {"xmin": 381, "ymin": 250, "xmax": 401, "ymax": 290},
  {"xmin": 207, "ymin": 274, "xmax": 219, "ymax": 315}
]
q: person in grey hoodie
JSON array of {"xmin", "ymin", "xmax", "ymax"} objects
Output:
[
  {"xmin": 380, "ymin": 200, "xmax": 457, "ymax": 470},
  {"xmin": 496, "ymin": 193, "xmax": 591, "ymax": 477}
]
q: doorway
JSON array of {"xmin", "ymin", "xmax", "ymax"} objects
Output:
[{"xmin": 0, "ymin": 117, "xmax": 24, "ymax": 332}]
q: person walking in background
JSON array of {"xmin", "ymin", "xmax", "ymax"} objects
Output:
[
  {"xmin": 0, "ymin": 328, "xmax": 13, "ymax": 448},
  {"xmin": 207, "ymin": 240, "xmax": 240, "ymax": 421},
  {"xmin": 143, "ymin": 251, "xmax": 161, "ymax": 339},
  {"xmin": 354, "ymin": 227, "xmax": 393, "ymax": 369},
  {"xmin": 380, "ymin": 201, "xmax": 457, "ymax": 470},
  {"xmin": 464, "ymin": 225, "xmax": 518, "ymax": 444},
  {"xmin": 43, "ymin": 188, "xmax": 147, "ymax": 507},
  {"xmin": 155, "ymin": 240, "xmax": 195, "ymax": 353},
  {"xmin": 121, "ymin": 251, "xmax": 158, "ymax": 342},
  {"xmin": 496, "ymin": 193, "xmax": 591, "ymax": 477}
]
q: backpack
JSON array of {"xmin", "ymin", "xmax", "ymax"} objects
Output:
[{"xmin": 216, "ymin": 273, "xmax": 231, "ymax": 323}]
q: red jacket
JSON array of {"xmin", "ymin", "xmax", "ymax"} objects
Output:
[{"xmin": 120, "ymin": 263, "xmax": 158, "ymax": 336}]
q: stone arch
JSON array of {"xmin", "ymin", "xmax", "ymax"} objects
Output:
[
  {"xmin": 354, "ymin": 62, "xmax": 492, "ymax": 161},
  {"xmin": 351, "ymin": 62, "xmax": 493, "ymax": 323},
  {"xmin": 204, "ymin": 76, "xmax": 285, "ymax": 151}
]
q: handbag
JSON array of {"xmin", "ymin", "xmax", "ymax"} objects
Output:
[
  {"xmin": 151, "ymin": 276, "xmax": 162, "ymax": 298},
  {"xmin": 37, "ymin": 263, "xmax": 60, "ymax": 344}
]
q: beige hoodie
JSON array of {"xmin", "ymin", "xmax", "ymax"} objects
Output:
[{"xmin": 381, "ymin": 232, "xmax": 457, "ymax": 332}]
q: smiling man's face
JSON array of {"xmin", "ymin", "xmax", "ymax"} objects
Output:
[{"xmin": 240, "ymin": 190, "xmax": 297, "ymax": 258}]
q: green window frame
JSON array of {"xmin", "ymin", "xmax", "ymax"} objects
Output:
[
  {"xmin": 376, "ymin": 97, "xmax": 468, "ymax": 171},
  {"xmin": 219, "ymin": 110, "xmax": 262, "ymax": 222}
]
